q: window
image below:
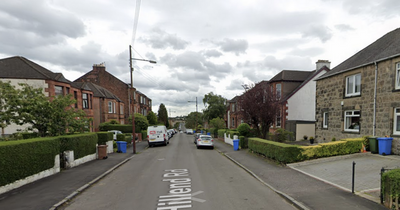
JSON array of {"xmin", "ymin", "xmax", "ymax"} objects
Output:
[
  {"xmin": 345, "ymin": 74, "xmax": 361, "ymax": 97},
  {"xmin": 232, "ymin": 118, "xmax": 235, "ymax": 128},
  {"xmin": 276, "ymin": 84, "xmax": 281, "ymax": 99},
  {"xmin": 344, "ymin": 110, "xmax": 360, "ymax": 132},
  {"xmin": 113, "ymin": 102, "xmax": 116, "ymax": 113},
  {"xmin": 276, "ymin": 111, "xmax": 281, "ymax": 127},
  {"xmin": 55, "ymin": 86, "xmax": 63, "ymax": 96},
  {"xmin": 82, "ymin": 93, "xmax": 89, "ymax": 109},
  {"xmin": 394, "ymin": 108, "xmax": 400, "ymax": 135},
  {"xmin": 108, "ymin": 101, "xmax": 113, "ymax": 113},
  {"xmin": 396, "ymin": 63, "xmax": 400, "ymax": 89},
  {"xmin": 120, "ymin": 104, "xmax": 124, "ymax": 115},
  {"xmin": 232, "ymin": 104, "xmax": 235, "ymax": 112},
  {"xmin": 66, "ymin": 87, "xmax": 70, "ymax": 95},
  {"xmin": 323, "ymin": 112, "xmax": 329, "ymax": 128},
  {"xmin": 74, "ymin": 91, "xmax": 78, "ymax": 108}
]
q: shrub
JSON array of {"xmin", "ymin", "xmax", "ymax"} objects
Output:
[
  {"xmin": 97, "ymin": 132, "xmax": 112, "ymax": 145},
  {"xmin": 382, "ymin": 169, "xmax": 400, "ymax": 208},
  {"xmin": 237, "ymin": 123, "xmax": 251, "ymax": 137},
  {"xmin": 239, "ymin": 136, "xmax": 248, "ymax": 149},
  {"xmin": 273, "ymin": 128, "xmax": 294, "ymax": 142},
  {"xmin": 248, "ymin": 138, "xmax": 303, "ymax": 163}
]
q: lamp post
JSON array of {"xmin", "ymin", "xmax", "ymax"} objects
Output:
[
  {"xmin": 188, "ymin": 97, "xmax": 198, "ymax": 131},
  {"xmin": 129, "ymin": 45, "xmax": 156, "ymax": 154}
]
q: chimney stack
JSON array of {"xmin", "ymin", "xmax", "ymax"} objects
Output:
[{"xmin": 316, "ymin": 60, "xmax": 330, "ymax": 70}]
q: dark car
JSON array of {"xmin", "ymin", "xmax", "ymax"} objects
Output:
[{"xmin": 194, "ymin": 133, "xmax": 202, "ymax": 144}]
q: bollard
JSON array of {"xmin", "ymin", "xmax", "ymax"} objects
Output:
[
  {"xmin": 352, "ymin": 161, "xmax": 356, "ymax": 193},
  {"xmin": 381, "ymin": 167, "xmax": 385, "ymax": 204}
]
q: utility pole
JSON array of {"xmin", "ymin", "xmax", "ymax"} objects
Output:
[
  {"xmin": 129, "ymin": 45, "xmax": 136, "ymax": 154},
  {"xmin": 188, "ymin": 97, "xmax": 198, "ymax": 131}
]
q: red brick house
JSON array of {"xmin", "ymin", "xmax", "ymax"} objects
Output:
[{"xmin": 0, "ymin": 56, "xmax": 94, "ymax": 134}]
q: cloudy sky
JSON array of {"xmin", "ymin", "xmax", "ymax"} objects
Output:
[{"xmin": 0, "ymin": 0, "xmax": 399, "ymax": 117}]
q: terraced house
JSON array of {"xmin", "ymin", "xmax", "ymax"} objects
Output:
[{"xmin": 315, "ymin": 28, "xmax": 400, "ymax": 155}]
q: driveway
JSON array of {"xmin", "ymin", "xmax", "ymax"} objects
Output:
[{"xmin": 287, "ymin": 153, "xmax": 400, "ymax": 203}]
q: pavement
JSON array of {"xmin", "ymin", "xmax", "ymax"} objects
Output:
[{"xmin": 0, "ymin": 137, "xmax": 397, "ymax": 210}]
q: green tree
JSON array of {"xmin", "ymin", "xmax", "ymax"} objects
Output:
[
  {"xmin": 146, "ymin": 111, "xmax": 157, "ymax": 125},
  {"xmin": 185, "ymin": 112, "xmax": 203, "ymax": 129},
  {"xmin": 209, "ymin": 117, "xmax": 226, "ymax": 131},
  {"xmin": 202, "ymin": 92, "xmax": 226, "ymax": 122},
  {"xmin": 129, "ymin": 113, "xmax": 149, "ymax": 131},
  {"xmin": 237, "ymin": 123, "xmax": 251, "ymax": 137},
  {"xmin": 10, "ymin": 83, "xmax": 89, "ymax": 137},
  {"xmin": 0, "ymin": 81, "xmax": 19, "ymax": 136},
  {"xmin": 157, "ymin": 103, "xmax": 169, "ymax": 127}
]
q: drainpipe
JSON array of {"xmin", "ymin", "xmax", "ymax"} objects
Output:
[{"xmin": 373, "ymin": 62, "xmax": 378, "ymax": 136}]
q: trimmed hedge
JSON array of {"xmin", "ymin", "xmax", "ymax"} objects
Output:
[
  {"xmin": 382, "ymin": 169, "xmax": 400, "ymax": 208},
  {"xmin": 218, "ymin": 129, "xmax": 228, "ymax": 138},
  {"xmin": 239, "ymin": 136, "xmax": 248, "ymax": 149},
  {"xmin": 248, "ymin": 138, "xmax": 303, "ymax": 163},
  {"xmin": 59, "ymin": 133, "xmax": 98, "ymax": 160},
  {"xmin": 248, "ymin": 137, "xmax": 365, "ymax": 164},
  {"xmin": 97, "ymin": 132, "xmax": 113, "ymax": 145},
  {"xmin": 141, "ymin": 130, "xmax": 147, "ymax": 141},
  {"xmin": 0, "ymin": 137, "xmax": 59, "ymax": 186}
]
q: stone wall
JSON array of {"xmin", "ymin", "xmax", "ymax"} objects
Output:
[{"xmin": 316, "ymin": 58, "xmax": 400, "ymax": 154}]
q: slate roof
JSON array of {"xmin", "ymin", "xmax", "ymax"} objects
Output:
[
  {"xmin": 72, "ymin": 82, "xmax": 122, "ymax": 102},
  {"xmin": 318, "ymin": 27, "xmax": 400, "ymax": 80},
  {"xmin": 0, "ymin": 56, "xmax": 70, "ymax": 83},
  {"xmin": 269, "ymin": 70, "xmax": 314, "ymax": 82}
]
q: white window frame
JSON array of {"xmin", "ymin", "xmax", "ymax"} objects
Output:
[
  {"xmin": 108, "ymin": 101, "xmax": 113, "ymax": 113},
  {"xmin": 345, "ymin": 74, "xmax": 361, "ymax": 97},
  {"xmin": 323, "ymin": 112, "xmax": 328, "ymax": 128},
  {"xmin": 344, "ymin": 110, "xmax": 360, "ymax": 132},
  {"xmin": 396, "ymin": 63, "xmax": 400, "ymax": 89},
  {"xmin": 393, "ymin": 108, "xmax": 400, "ymax": 135},
  {"xmin": 82, "ymin": 93, "xmax": 89, "ymax": 109}
]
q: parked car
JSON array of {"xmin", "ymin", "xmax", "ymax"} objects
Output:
[
  {"xmin": 196, "ymin": 135, "xmax": 214, "ymax": 149},
  {"xmin": 186, "ymin": 129, "xmax": 193, "ymax": 134},
  {"xmin": 194, "ymin": 133, "xmax": 202, "ymax": 144},
  {"xmin": 108, "ymin": 130, "xmax": 122, "ymax": 140},
  {"xmin": 147, "ymin": 125, "xmax": 169, "ymax": 147}
]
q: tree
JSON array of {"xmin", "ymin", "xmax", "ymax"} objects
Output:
[
  {"xmin": 146, "ymin": 111, "xmax": 157, "ymax": 125},
  {"xmin": 157, "ymin": 103, "xmax": 169, "ymax": 127},
  {"xmin": 0, "ymin": 81, "xmax": 19, "ymax": 136},
  {"xmin": 185, "ymin": 112, "xmax": 203, "ymax": 129},
  {"xmin": 129, "ymin": 113, "xmax": 149, "ymax": 131},
  {"xmin": 209, "ymin": 117, "xmax": 226, "ymax": 134},
  {"xmin": 238, "ymin": 81, "xmax": 280, "ymax": 139},
  {"xmin": 8, "ymin": 83, "xmax": 89, "ymax": 137},
  {"xmin": 202, "ymin": 92, "xmax": 226, "ymax": 122}
]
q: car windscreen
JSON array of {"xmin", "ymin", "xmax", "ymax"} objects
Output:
[{"xmin": 200, "ymin": 136, "xmax": 212, "ymax": 140}]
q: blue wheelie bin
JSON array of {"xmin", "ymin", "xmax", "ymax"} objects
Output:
[{"xmin": 377, "ymin": 137, "xmax": 393, "ymax": 155}]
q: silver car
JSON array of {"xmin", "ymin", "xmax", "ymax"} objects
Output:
[{"xmin": 196, "ymin": 135, "xmax": 214, "ymax": 149}]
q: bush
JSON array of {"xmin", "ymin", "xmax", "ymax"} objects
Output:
[
  {"xmin": 237, "ymin": 123, "xmax": 251, "ymax": 137},
  {"xmin": 97, "ymin": 132, "xmax": 113, "ymax": 145},
  {"xmin": 218, "ymin": 129, "xmax": 227, "ymax": 138},
  {"xmin": 273, "ymin": 128, "xmax": 294, "ymax": 142},
  {"xmin": 239, "ymin": 136, "xmax": 248, "ymax": 149},
  {"xmin": 21, "ymin": 132, "xmax": 39, "ymax": 139},
  {"xmin": 382, "ymin": 169, "xmax": 400, "ymax": 208},
  {"xmin": 248, "ymin": 138, "xmax": 302, "ymax": 163}
]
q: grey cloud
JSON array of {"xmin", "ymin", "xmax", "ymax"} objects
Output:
[
  {"xmin": 302, "ymin": 25, "xmax": 333, "ymax": 42},
  {"xmin": 334, "ymin": 24, "xmax": 355, "ymax": 32},
  {"xmin": 203, "ymin": 49, "xmax": 223, "ymax": 58},
  {"xmin": 139, "ymin": 28, "xmax": 189, "ymax": 50},
  {"xmin": 218, "ymin": 38, "xmax": 248, "ymax": 55},
  {"xmin": 0, "ymin": 1, "xmax": 85, "ymax": 38}
]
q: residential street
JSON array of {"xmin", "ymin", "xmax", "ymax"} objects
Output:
[{"xmin": 58, "ymin": 133, "xmax": 297, "ymax": 210}]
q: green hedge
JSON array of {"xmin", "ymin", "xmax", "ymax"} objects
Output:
[
  {"xmin": 248, "ymin": 137, "xmax": 365, "ymax": 164},
  {"xmin": 97, "ymin": 132, "xmax": 113, "ymax": 145},
  {"xmin": 0, "ymin": 137, "xmax": 59, "ymax": 186},
  {"xmin": 218, "ymin": 129, "xmax": 227, "ymax": 138},
  {"xmin": 239, "ymin": 136, "xmax": 248, "ymax": 149},
  {"xmin": 248, "ymin": 138, "xmax": 303, "ymax": 163},
  {"xmin": 59, "ymin": 133, "xmax": 98, "ymax": 160},
  {"xmin": 21, "ymin": 132, "xmax": 39, "ymax": 139},
  {"xmin": 382, "ymin": 169, "xmax": 400, "ymax": 208},
  {"xmin": 141, "ymin": 130, "xmax": 147, "ymax": 141}
]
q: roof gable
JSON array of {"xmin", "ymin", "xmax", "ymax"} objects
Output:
[
  {"xmin": 269, "ymin": 70, "xmax": 314, "ymax": 82},
  {"xmin": 319, "ymin": 28, "xmax": 400, "ymax": 79},
  {"xmin": 0, "ymin": 56, "xmax": 71, "ymax": 83}
]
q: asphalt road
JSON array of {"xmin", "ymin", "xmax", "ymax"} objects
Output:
[{"xmin": 59, "ymin": 133, "xmax": 297, "ymax": 210}]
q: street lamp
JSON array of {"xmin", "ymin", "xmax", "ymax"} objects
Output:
[
  {"xmin": 188, "ymin": 97, "xmax": 198, "ymax": 131},
  {"xmin": 129, "ymin": 45, "xmax": 157, "ymax": 154}
]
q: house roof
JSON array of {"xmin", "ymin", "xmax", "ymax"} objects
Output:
[
  {"xmin": 0, "ymin": 56, "xmax": 70, "ymax": 83},
  {"xmin": 269, "ymin": 70, "xmax": 314, "ymax": 82},
  {"xmin": 72, "ymin": 82, "xmax": 122, "ymax": 102},
  {"xmin": 283, "ymin": 66, "xmax": 330, "ymax": 101},
  {"xmin": 318, "ymin": 27, "xmax": 400, "ymax": 80}
]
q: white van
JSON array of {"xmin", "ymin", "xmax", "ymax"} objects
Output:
[{"xmin": 147, "ymin": 125, "xmax": 169, "ymax": 147}]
